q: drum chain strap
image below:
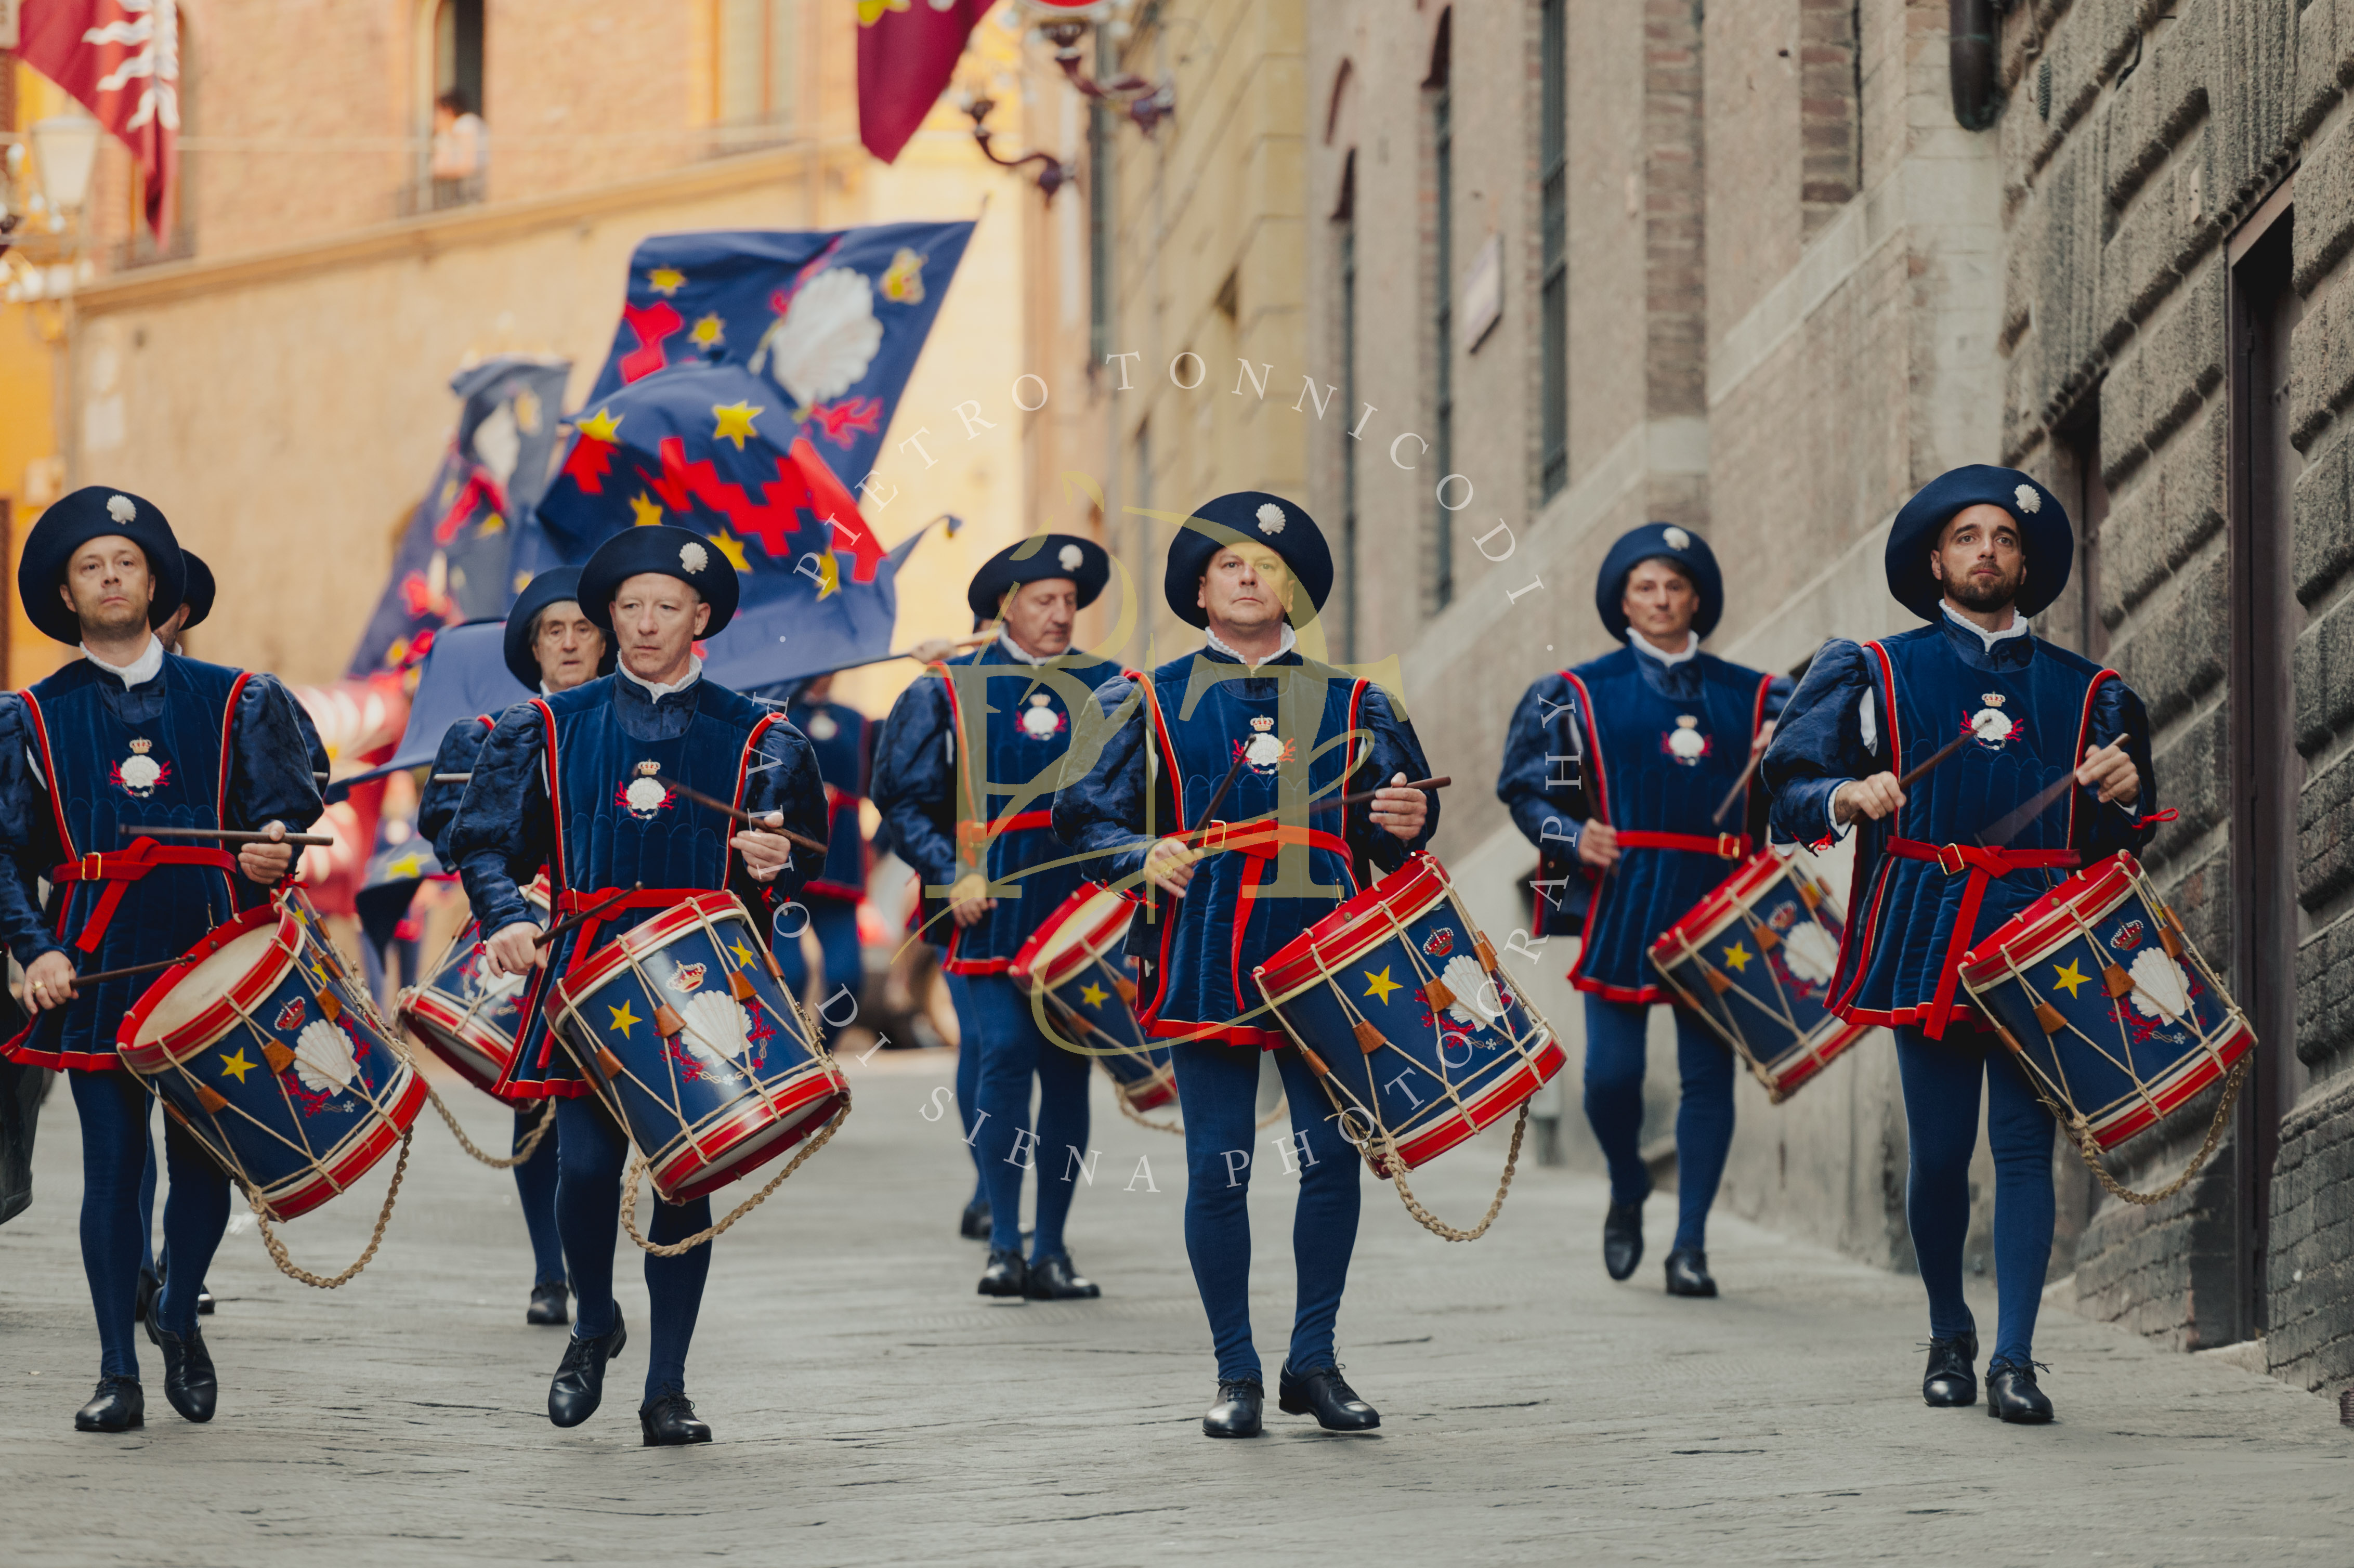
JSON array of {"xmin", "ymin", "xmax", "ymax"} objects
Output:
[
  {"xmin": 2062, "ymin": 1057, "xmax": 2246, "ymax": 1208},
  {"xmin": 1378, "ymin": 1102, "xmax": 1528, "ymax": 1243},
  {"xmin": 618, "ymin": 1094, "xmax": 852, "ymax": 1257},
  {"xmin": 251, "ymin": 1130, "xmax": 413, "ymax": 1289},
  {"xmin": 1111, "ymin": 1087, "xmax": 1185, "ymax": 1135},
  {"xmin": 421, "ymin": 1084, "xmax": 556, "ymax": 1170}
]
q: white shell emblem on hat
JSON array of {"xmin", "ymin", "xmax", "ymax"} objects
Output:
[
  {"xmin": 1666, "ymin": 714, "xmax": 1707, "ymax": 763},
  {"xmin": 1662, "ymin": 526, "xmax": 1691, "ymax": 551},
  {"xmin": 2014, "ymin": 483, "xmax": 2041, "ymax": 514},
  {"xmin": 1256, "ymin": 502, "xmax": 1286, "ymax": 535},
  {"xmin": 1019, "ymin": 692, "xmax": 1063, "ymax": 740},
  {"xmin": 1057, "ymin": 543, "xmax": 1084, "ymax": 572},
  {"xmin": 806, "ymin": 711, "xmax": 839, "ymax": 741},
  {"xmin": 107, "ymin": 494, "xmax": 136, "ymax": 523},
  {"xmin": 679, "ymin": 540, "xmax": 710, "ymax": 574}
]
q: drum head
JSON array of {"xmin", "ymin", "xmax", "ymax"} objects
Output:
[
  {"xmin": 129, "ymin": 922, "xmax": 285, "ymax": 1049},
  {"xmin": 1024, "ymin": 885, "xmax": 1134, "ymax": 984}
]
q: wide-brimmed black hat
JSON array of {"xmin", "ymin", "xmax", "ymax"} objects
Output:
[
  {"xmin": 578, "ymin": 525, "xmax": 739, "ymax": 638},
  {"xmin": 1162, "ymin": 491, "xmax": 1333, "ymax": 631},
  {"xmin": 1885, "ymin": 464, "xmax": 2072, "ymax": 621},
  {"xmin": 178, "ymin": 550, "xmax": 216, "ymax": 631},
  {"xmin": 501, "ymin": 566, "xmax": 617, "ymax": 689},
  {"xmin": 1594, "ymin": 522, "xmax": 1724, "ymax": 642},
  {"xmin": 966, "ymin": 534, "xmax": 1111, "ymax": 628},
  {"xmin": 18, "ymin": 486, "xmax": 186, "ymax": 646}
]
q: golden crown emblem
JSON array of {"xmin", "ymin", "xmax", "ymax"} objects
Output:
[
  {"xmin": 636, "ymin": 760, "xmax": 662, "ymax": 776},
  {"xmin": 127, "ymin": 738, "xmax": 153, "ymax": 754},
  {"xmin": 1981, "ymin": 693, "xmax": 2007, "ymax": 708},
  {"xmin": 1250, "ymin": 715, "xmax": 1275, "ymax": 733}
]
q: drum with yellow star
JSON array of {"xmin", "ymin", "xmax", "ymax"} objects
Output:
[
  {"xmin": 1648, "ymin": 852, "xmax": 1867, "ymax": 1103},
  {"xmin": 399, "ymin": 881, "xmax": 552, "ymax": 1096},
  {"xmin": 116, "ymin": 888, "xmax": 429, "ymax": 1221},
  {"xmin": 1253, "ymin": 853, "xmax": 1567, "ymax": 1175},
  {"xmin": 1008, "ymin": 883, "xmax": 1175, "ymax": 1113},
  {"xmin": 1958, "ymin": 851, "xmax": 2253, "ymax": 1150},
  {"xmin": 547, "ymin": 892, "xmax": 847, "ymax": 1203}
]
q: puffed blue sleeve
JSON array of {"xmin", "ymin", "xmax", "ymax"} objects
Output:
[
  {"xmin": 1763, "ymin": 672, "xmax": 1796, "ymax": 725},
  {"xmin": 417, "ymin": 718, "xmax": 490, "ymax": 867},
  {"xmin": 448, "ymin": 701, "xmax": 554, "ymax": 938},
  {"xmin": 1052, "ymin": 673, "xmax": 1155, "ymax": 886},
  {"xmin": 1496, "ymin": 672, "xmax": 1585, "ymax": 855},
  {"xmin": 1346, "ymin": 685, "xmax": 1438, "ymax": 874},
  {"xmin": 228, "ymin": 676, "xmax": 327, "ymax": 836},
  {"xmin": 738, "ymin": 718, "xmax": 828, "ymax": 913},
  {"xmin": 869, "ymin": 673, "xmax": 960, "ymax": 890},
  {"xmin": 2081, "ymin": 676, "xmax": 2159, "ymax": 858},
  {"xmin": 0, "ymin": 696, "xmax": 63, "ymax": 967},
  {"xmin": 1761, "ymin": 639, "xmax": 1878, "ymax": 846}
]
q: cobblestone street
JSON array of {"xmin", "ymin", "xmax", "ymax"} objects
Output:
[{"xmin": 2, "ymin": 1050, "xmax": 2349, "ymax": 1566}]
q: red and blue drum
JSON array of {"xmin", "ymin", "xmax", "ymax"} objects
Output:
[
  {"xmin": 1959, "ymin": 851, "xmax": 2255, "ymax": 1149},
  {"xmin": 1649, "ymin": 851, "xmax": 1867, "ymax": 1102},
  {"xmin": 1254, "ymin": 853, "xmax": 1566, "ymax": 1174},
  {"xmin": 118, "ymin": 889, "xmax": 428, "ymax": 1220},
  {"xmin": 548, "ymin": 892, "xmax": 849, "ymax": 1203},
  {"xmin": 398, "ymin": 884, "xmax": 549, "ymax": 1095},
  {"xmin": 1010, "ymin": 883, "xmax": 1175, "ymax": 1113}
]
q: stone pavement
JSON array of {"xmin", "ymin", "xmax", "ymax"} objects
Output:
[{"xmin": 2, "ymin": 1049, "xmax": 2349, "ymax": 1567}]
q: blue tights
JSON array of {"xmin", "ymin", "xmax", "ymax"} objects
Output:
[
  {"xmin": 776, "ymin": 897, "xmax": 864, "ymax": 1050},
  {"xmin": 1581, "ymin": 994, "xmax": 1734, "ymax": 1251},
  {"xmin": 71, "ymin": 1069, "xmax": 228, "ymax": 1374},
  {"xmin": 954, "ymin": 1009, "xmax": 985, "ymax": 1207},
  {"xmin": 948, "ymin": 971, "xmax": 1091, "ymax": 1260},
  {"xmin": 512, "ymin": 1108, "xmax": 566, "ymax": 1288},
  {"xmin": 554, "ymin": 1096, "xmax": 711, "ymax": 1404},
  {"xmin": 1893, "ymin": 1026, "xmax": 2055, "ymax": 1365},
  {"xmin": 1173, "ymin": 1042, "xmax": 1361, "ymax": 1382}
]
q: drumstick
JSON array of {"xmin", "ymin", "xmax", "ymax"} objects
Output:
[
  {"xmin": 1710, "ymin": 752, "xmax": 1766, "ymax": 827},
  {"xmin": 431, "ymin": 773, "xmax": 472, "ymax": 783},
  {"xmin": 535, "ymin": 884, "xmax": 640, "ymax": 949},
  {"xmin": 1896, "ymin": 733, "xmax": 1970, "ymax": 789},
  {"xmin": 53, "ymin": 953, "xmax": 197, "ymax": 988},
  {"xmin": 1332, "ymin": 774, "xmax": 1450, "ymax": 809},
  {"xmin": 651, "ymin": 774, "xmax": 831, "ymax": 856},
  {"xmin": 1976, "ymin": 773, "xmax": 2083, "ymax": 849},
  {"xmin": 125, "ymin": 825, "xmax": 339, "ymax": 847},
  {"xmin": 1186, "ymin": 750, "xmax": 1252, "ymax": 838}
]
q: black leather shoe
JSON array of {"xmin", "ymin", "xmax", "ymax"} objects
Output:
[
  {"xmin": 134, "ymin": 1266, "xmax": 160, "ymax": 1325},
  {"xmin": 547, "ymin": 1312, "xmax": 627, "ymax": 1428},
  {"xmin": 1922, "ymin": 1331, "xmax": 1979, "ymax": 1407},
  {"xmin": 1985, "ymin": 1357, "xmax": 2055, "ymax": 1423},
  {"xmin": 1203, "ymin": 1378, "xmax": 1263, "ymax": 1438},
  {"xmin": 1024, "ymin": 1253, "xmax": 1101, "ymax": 1300},
  {"xmin": 959, "ymin": 1199, "xmax": 991, "ymax": 1240},
  {"xmin": 1603, "ymin": 1200, "xmax": 1644, "ymax": 1281},
  {"xmin": 977, "ymin": 1248, "xmax": 1028, "ymax": 1298},
  {"xmin": 1277, "ymin": 1363, "xmax": 1380, "ymax": 1432},
  {"xmin": 1663, "ymin": 1247, "xmax": 1718, "ymax": 1297},
  {"xmin": 73, "ymin": 1375, "xmax": 143, "ymax": 1432},
  {"xmin": 152, "ymin": 1324, "xmax": 217, "ymax": 1423},
  {"xmin": 527, "ymin": 1279, "xmax": 570, "ymax": 1327},
  {"xmin": 639, "ymin": 1388, "xmax": 713, "ymax": 1447}
]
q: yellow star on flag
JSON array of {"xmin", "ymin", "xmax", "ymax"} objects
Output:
[
  {"xmin": 711, "ymin": 400, "xmax": 764, "ymax": 451},
  {"xmin": 1079, "ymin": 982, "xmax": 1109, "ymax": 1008},
  {"xmin": 707, "ymin": 528, "xmax": 751, "ymax": 572},
  {"xmin": 1721, "ymin": 942, "xmax": 1752, "ymax": 974},
  {"xmin": 629, "ymin": 492, "xmax": 665, "ymax": 529},
  {"xmin": 576, "ymin": 407, "xmax": 624, "ymax": 444},
  {"xmin": 690, "ymin": 313, "xmax": 725, "ymax": 347},
  {"xmin": 608, "ymin": 1001, "xmax": 642, "ymax": 1037},
  {"xmin": 2050, "ymin": 959, "xmax": 2090, "ymax": 998},
  {"xmin": 856, "ymin": 0, "xmax": 909, "ymax": 23},
  {"xmin": 1362, "ymin": 966, "xmax": 1402, "ymax": 1004},
  {"xmin": 813, "ymin": 551, "xmax": 840, "ymax": 599},
  {"xmin": 218, "ymin": 1047, "xmax": 257, "ymax": 1083},
  {"xmin": 647, "ymin": 267, "xmax": 687, "ymax": 295}
]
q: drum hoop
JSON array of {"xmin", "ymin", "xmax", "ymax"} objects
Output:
[
  {"xmin": 117, "ymin": 904, "xmax": 303, "ymax": 1069},
  {"xmin": 642, "ymin": 1060, "xmax": 849, "ymax": 1193},
  {"xmin": 554, "ymin": 889, "xmax": 739, "ymax": 1008},
  {"xmin": 1957, "ymin": 851, "xmax": 2140, "ymax": 985},
  {"xmin": 1011, "ymin": 883, "xmax": 1136, "ymax": 991},
  {"xmin": 1254, "ymin": 854, "xmax": 1449, "ymax": 999},
  {"xmin": 1650, "ymin": 850, "xmax": 1787, "ymax": 952},
  {"xmin": 1650, "ymin": 918, "xmax": 1815, "ymax": 1088}
]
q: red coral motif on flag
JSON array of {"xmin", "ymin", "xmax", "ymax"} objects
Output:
[
  {"xmin": 561, "ymin": 430, "xmax": 620, "ymax": 494},
  {"xmin": 619, "ymin": 300, "xmax": 685, "ymax": 384},
  {"xmin": 807, "ymin": 397, "xmax": 885, "ymax": 449},
  {"xmin": 434, "ymin": 469, "xmax": 508, "ymax": 545}
]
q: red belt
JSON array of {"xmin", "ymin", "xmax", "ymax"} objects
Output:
[
  {"xmin": 1198, "ymin": 822, "xmax": 1349, "ymax": 861},
  {"xmin": 50, "ymin": 838, "xmax": 241, "ymax": 955},
  {"xmin": 956, "ymin": 809, "xmax": 1053, "ymax": 853},
  {"xmin": 1612, "ymin": 830, "xmax": 1750, "ymax": 859},
  {"xmin": 1885, "ymin": 838, "xmax": 2079, "ymax": 1037}
]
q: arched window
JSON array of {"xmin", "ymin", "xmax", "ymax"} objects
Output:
[{"xmin": 714, "ymin": 0, "xmax": 799, "ymax": 150}]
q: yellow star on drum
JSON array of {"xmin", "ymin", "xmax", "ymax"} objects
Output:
[
  {"xmin": 729, "ymin": 938, "xmax": 757, "ymax": 968},
  {"xmin": 1721, "ymin": 942, "xmax": 1752, "ymax": 973},
  {"xmin": 1079, "ymin": 982, "xmax": 1109, "ymax": 1008},
  {"xmin": 217, "ymin": 1047, "xmax": 257, "ymax": 1083},
  {"xmin": 608, "ymin": 1000, "xmax": 642, "ymax": 1037},
  {"xmin": 1362, "ymin": 966, "xmax": 1402, "ymax": 1004},
  {"xmin": 2050, "ymin": 958, "xmax": 2090, "ymax": 998}
]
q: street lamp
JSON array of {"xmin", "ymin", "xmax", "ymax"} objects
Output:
[
  {"xmin": 1009, "ymin": 0, "xmax": 1175, "ymax": 136},
  {"xmin": 30, "ymin": 113, "xmax": 104, "ymax": 216}
]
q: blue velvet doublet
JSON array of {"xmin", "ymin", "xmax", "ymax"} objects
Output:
[
  {"xmin": 871, "ymin": 642, "xmax": 1120, "ymax": 969},
  {"xmin": 1556, "ymin": 647, "xmax": 1780, "ymax": 1002},
  {"xmin": 0, "ymin": 656, "xmax": 324, "ymax": 1070},
  {"xmin": 1763, "ymin": 618, "xmax": 2156, "ymax": 1034},
  {"xmin": 419, "ymin": 714, "xmax": 496, "ymax": 867},
  {"xmin": 783, "ymin": 695, "xmax": 872, "ymax": 901},
  {"xmin": 448, "ymin": 672, "xmax": 826, "ymax": 1097},
  {"xmin": 1053, "ymin": 647, "xmax": 1434, "ymax": 1049}
]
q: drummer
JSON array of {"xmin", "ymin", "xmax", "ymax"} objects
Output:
[
  {"xmin": 1496, "ymin": 525, "xmax": 1789, "ymax": 1300},
  {"xmin": 871, "ymin": 537, "xmax": 1120, "ymax": 1302},
  {"xmin": 447, "ymin": 526, "xmax": 824, "ymax": 1446},
  {"xmin": 1054, "ymin": 492, "xmax": 1435, "ymax": 1439},
  {"xmin": 765, "ymin": 671, "xmax": 872, "ymax": 1052},
  {"xmin": 1762, "ymin": 465, "xmax": 2156, "ymax": 1425},
  {"xmin": 414, "ymin": 565, "xmax": 614, "ymax": 1328},
  {"xmin": 0, "ymin": 489, "xmax": 322, "ymax": 1433}
]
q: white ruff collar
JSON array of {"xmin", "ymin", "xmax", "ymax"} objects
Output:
[
  {"xmin": 619, "ymin": 655, "xmax": 703, "ymax": 700},
  {"xmin": 1205, "ymin": 623, "xmax": 1296, "ymax": 663},
  {"xmin": 83, "ymin": 635, "xmax": 165, "ymax": 687}
]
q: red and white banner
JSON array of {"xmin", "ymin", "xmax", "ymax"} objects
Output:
[{"xmin": 15, "ymin": 0, "xmax": 178, "ymax": 237}]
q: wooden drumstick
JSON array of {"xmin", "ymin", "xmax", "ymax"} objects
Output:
[
  {"xmin": 125, "ymin": 824, "xmax": 339, "ymax": 847},
  {"xmin": 1186, "ymin": 750, "xmax": 1251, "ymax": 839},
  {"xmin": 1710, "ymin": 752, "xmax": 1766, "ymax": 826},
  {"xmin": 1333, "ymin": 774, "xmax": 1450, "ymax": 809},
  {"xmin": 534, "ymin": 884, "xmax": 640, "ymax": 949},
  {"xmin": 430, "ymin": 773, "xmax": 473, "ymax": 783},
  {"xmin": 1896, "ymin": 733, "xmax": 1969, "ymax": 789},
  {"xmin": 46, "ymin": 953, "xmax": 197, "ymax": 988},
  {"xmin": 1976, "ymin": 771, "xmax": 2083, "ymax": 850},
  {"xmin": 651, "ymin": 774, "xmax": 831, "ymax": 856}
]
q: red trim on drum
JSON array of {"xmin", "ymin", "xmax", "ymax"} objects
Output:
[
  {"xmin": 645, "ymin": 1067, "xmax": 850, "ymax": 1203},
  {"xmin": 260, "ymin": 1067, "xmax": 430, "ymax": 1219},
  {"xmin": 1379, "ymin": 1034, "xmax": 1567, "ymax": 1173},
  {"xmin": 1252, "ymin": 853, "xmax": 1448, "ymax": 998},
  {"xmin": 2082, "ymin": 1023, "xmax": 2253, "ymax": 1148},
  {"xmin": 1957, "ymin": 852, "xmax": 2140, "ymax": 985},
  {"xmin": 115, "ymin": 904, "xmax": 301, "ymax": 1071},
  {"xmin": 401, "ymin": 989, "xmax": 512, "ymax": 1094}
]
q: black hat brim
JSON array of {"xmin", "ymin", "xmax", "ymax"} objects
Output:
[
  {"xmin": 965, "ymin": 534, "xmax": 1110, "ymax": 626},
  {"xmin": 17, "ymin": 487, "xmax": 185, "ymax": 646},
  {"xmin": 1593, "ymin": 524, "xmax": 1723, "ymax": 642},
  {"xmin": 502, "ymin": 565, "xmax": 616, "ymax": 689},
  {"xmin": 1161, "ymin": 493, "xmax": 1333, "ymax": 630},
  {"xmin": 578, "ymin": 525, "xmax": 739, "ymax": 639},
  {"xmin": 1885, "ymin": 465, "xmax": 2073, "ymax": 621}
]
